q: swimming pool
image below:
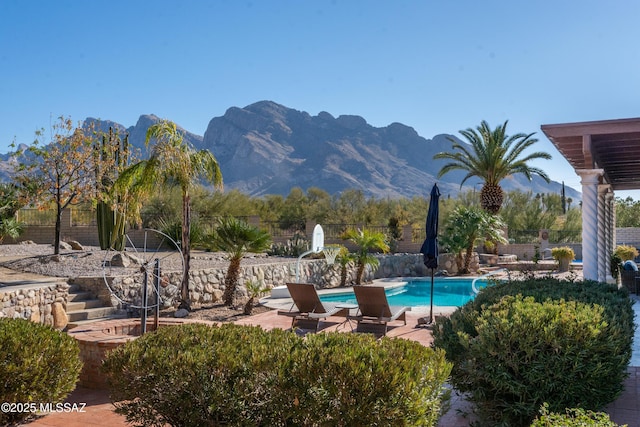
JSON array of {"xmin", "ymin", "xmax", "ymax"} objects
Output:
[{"xmin": 319, "ymin": 278, "xmax": 492, "ymax": 308}]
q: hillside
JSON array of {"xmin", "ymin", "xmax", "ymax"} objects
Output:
[{"xmin": 0, "ymin": 101, "xmax": 580, "ymax": 200}]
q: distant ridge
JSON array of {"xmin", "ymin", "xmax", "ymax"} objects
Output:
[{"xmin": 0, "ymin": 101, "xmax": 580, "ymax": 200}]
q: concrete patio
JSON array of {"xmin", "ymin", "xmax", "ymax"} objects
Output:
[{"xmin": 27, "ymin": 294, "xmax": 640, "ymax": 427}]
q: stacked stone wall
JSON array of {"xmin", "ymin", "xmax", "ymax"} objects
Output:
[{"xmin": 0, "ymin": 283, "xmax": 69, "ymax": 325}]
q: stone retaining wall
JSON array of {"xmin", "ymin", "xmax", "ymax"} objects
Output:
[
  {"xmin": 0, "ymin": 283, "xmax": 69, "ymax": 326},
  {"xmin": 68, "ymin": 254, "xmax": 430, "ymax": 309}
]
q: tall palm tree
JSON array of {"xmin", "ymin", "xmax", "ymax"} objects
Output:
[
  {"xmin": 434, "ymin": 120, "xmax": 551, "ymax": 214},
  {"xmin": 117, "ymin": 120, "xmax": 223, "ymax": 310},
  {"xmin": 342, "ymin": 228, "xmax": 390, "ymax": 285},
  {"xmin": 206, "ymin": 216, "xmax": 272, "ymax": 306}
]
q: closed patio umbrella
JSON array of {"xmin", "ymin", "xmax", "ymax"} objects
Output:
[{"xmin": 419, "ymin": 183, "xmax": 440, "ymax": 325}]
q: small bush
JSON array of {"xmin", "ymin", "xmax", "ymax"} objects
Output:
[
  {"xmin": 433, "ymin": 278, "xmax": 634, "ymax": 427},
  {"xmin": 531, "ymin": 403, "xmax": 626, "ymax": 427},
  {"xmin": 0, "ymin": 318, "xmax": 82, "ymax": 425},
  {"xmin": 551, "ymin": 245, "xmax": 575, "ymax": 260},
  {"xmin": 103, "ymin": 323, "xmax": 452, "ymax": 427},
  {"xmin": 614, "ymin": 244, "xmax": 639, "ymax": 262}
]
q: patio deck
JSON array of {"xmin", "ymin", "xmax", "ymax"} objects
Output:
[{"xmin": 27, "ymin": 296, "xmax": 640, "ymax": 427}]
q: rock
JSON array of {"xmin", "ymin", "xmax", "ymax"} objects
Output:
[
  {"xmin": 111, "ymin": 253, "xmax": 131, "ymax": 267},
  {"xmin": 57, "ymin": 241, "xmax": 72, "ymax": 250},
  {"xmin": 174, "ymin": 308, "xmax": 189, "ymax": 318},
  {"xmin": 51, "ymin": 302, "xmax": 68, "ymax": 330},
  {"xmin": 67, "ymin": 240, "xmax": 84, "ymax": 250}
]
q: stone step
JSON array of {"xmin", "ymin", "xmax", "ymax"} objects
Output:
[
  {"xmin": 67, "ymin": 291, "xmax": 95, "ymax": 302},
  {"xmin": 67, "ymin": 306, "xmax": 119, "ymax": 323},
  {"xmin": 66, "ymin": 299, "xmax": 104, "ymax": 311}
]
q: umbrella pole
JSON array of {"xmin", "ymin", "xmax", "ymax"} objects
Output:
[{"xmin": 429, "ymin": 268, "xmax": 435, "ymax": 324}]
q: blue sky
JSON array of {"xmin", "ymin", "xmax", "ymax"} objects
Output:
[{"xmin": 1, "ymin": 0, "xmax": 639, "ymax": 197}]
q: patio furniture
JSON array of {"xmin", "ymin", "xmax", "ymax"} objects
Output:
[
  {"xmin": 620, "ymin": 260, "xmax": 640, "ymax": 294},
  {"xmin": 348, "ymin": 285, "xmax": 410, "ymax": 336},
  {"xmin": 276, "ymin": 283, "xmax": 345, "ymax": 332}
]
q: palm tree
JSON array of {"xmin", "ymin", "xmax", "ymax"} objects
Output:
[
  {"xmin": 117, "ymin": 120, "xmax": 223, "ymax": 310},
  {"xmin": 434, "ymin": 120, "xmax": 551, "ymax": 214},
  {"xmin": 440, "ymin": 206, "xmax": 507, "ymax": 274},
  {"xmin": 206, "ymin": 216, "xmax": 272, "ymax": 306},
  {"xmin": 341, "ymin": 228, "xmax": 390, "ymax": 285}
]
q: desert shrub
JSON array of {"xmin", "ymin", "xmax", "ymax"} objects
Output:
[
  {"xmin": 103, "ymin": 323, "xmax": 296, "ymax": 426},
  {"xmin": 103, "ymin": 323, "xmax": 452, "ymax": 427},
  {"xmin": 432, "ymin": 278, "xmax": 634, "ymax": 427},
  {"xmin": 0, "ymin": 318, "xmax": 82, "ymax": 425},
  {"xmin": 530, "ymin": 403, "xmax": 626, "ymax": 427},
  {"xmin": 157, "ymin": 217, "xmax": 208, "ymax": 249},
  {"xmin": 282, "ymin": 332, "xmax": 452, "ymax": 426}
]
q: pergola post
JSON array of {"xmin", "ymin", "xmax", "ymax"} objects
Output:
[
  {"xmin": 577, "ymin": 169, "xmax": 604, "ymax": 281},
  {"xmin": 598, "ymin": 184, "xmax": 611, "ymax": 282},
  {"xmin": 605, "ymin": 190, "xmax": 615, "ymax": 283}
]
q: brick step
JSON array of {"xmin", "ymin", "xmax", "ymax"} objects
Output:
[
  {"xmin": 67, "ymin": 306, "xmax": 119, "ymax": 323},
  {"xmin": 66, "ymin": 299, "xmax": 104, "ymax": 311}
]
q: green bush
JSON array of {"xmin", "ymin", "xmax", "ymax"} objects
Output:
[
  {"xmin": 432, "ymin": 278, "xmax": 634, "ymax": 427},
  {"xmin": 103, "ymin": 323, "xmax": 452, "ymax": 427},
  {"xmin": 530, "ymin": 403, "xmax": 626, "ymax": 427},
  {"xmin": 0, "ymin": 318, "xmax": 82, "ymax": 425},
  {"xmin": 283, "ymin": 332, "xmax": 452, "ymax": 426}
]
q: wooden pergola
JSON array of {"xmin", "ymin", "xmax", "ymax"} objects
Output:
[{"xmin": 541, "ymin": 117, "xmax": 640, "ymax": 282}]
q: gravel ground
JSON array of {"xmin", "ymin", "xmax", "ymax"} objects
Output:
[{"xmin": 0, "ymin": 242, "xmax": 294, "ymax": 279}]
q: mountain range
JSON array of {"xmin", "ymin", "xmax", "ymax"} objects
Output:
[{"xmin": 1, "ymin": 100, "xmax": 580, "ymax": 200}]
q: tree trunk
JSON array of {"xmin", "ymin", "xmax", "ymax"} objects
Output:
[
  {"xmin": 356, "ymin": 262, "xmax": 365, "ymax": 285},
  {"xmin": 179, "ymin": 192, "xmax": 191, "ymax": 311},
  {"xmin": 223, "ymin": 257, "xmax": 241, "ymax": 306},
  {"xmin": 340, "ymin": 264, "xmax": 348, "ymax": 286},
  {"xmin": 54, "ymin": 205, "xmax": 62, "ymax": 255}
]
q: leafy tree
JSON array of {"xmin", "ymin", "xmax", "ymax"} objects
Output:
[
  {"xmin": 279, "ymin": 187, "xmax": 307, "ymax": 230},
  {"xmin": 615, "ymin": 196, "xmax": 640, "ymax": 227},
  {"xmin": 205, "ymin": 216, "xmax": 272, "ymax": 306},
  {"xmin": 117, "ymin": 120, "xmax": 223, "ymax": 310},
  {"xmin": 341, "ymin": 228, "xmax": 389, "ymax": 285},
  {"xmin": 14, "ymin": 116, "xmax": 99, "ymax": 254},
  {"xmin": 435, "ymin": 120, "xmax": 551, "ymax": 213},
  {"xmin": 440, "ymin": 206, "xmax": 507, "ymax": 274}
]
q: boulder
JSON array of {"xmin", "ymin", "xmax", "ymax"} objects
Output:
[
  {"xmin": 174, "ymin": 308, "xmax": 189, "ymax": 318},
  {"xmin": 110, "ymin": 253, "xmax": 131, "ymax": 268},
  {"xmin": 67, "ymin": 240, "xmax": 84, "ymax": 250},
  {"xmin": 52, "ymin": 302, "xmax": 68, "ymax": 330}
]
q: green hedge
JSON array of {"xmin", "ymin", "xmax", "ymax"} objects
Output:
[
  {"xmin": 0, "ymin": 318, "xmax": 82, "ymax": 425},
  {"xmin": 103, "ymin": 323, "xmax": 452, "ymax": 426},
  {"xmin": 432, "ymin": 278, "xmax": 634, "ymax": 427}
]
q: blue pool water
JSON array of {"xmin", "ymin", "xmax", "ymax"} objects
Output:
[{"xmin": 319, "ymin": 278, "xmax": 492, "ymax": 308}]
